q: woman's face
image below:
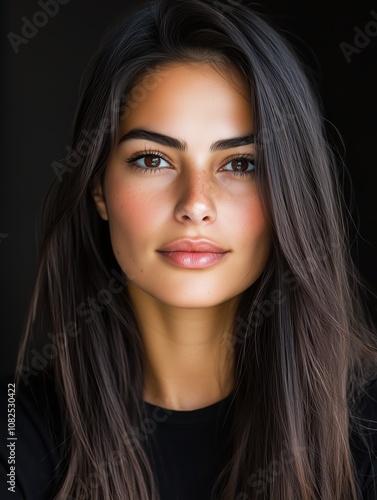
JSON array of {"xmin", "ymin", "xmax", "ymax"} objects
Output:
[{"xmin": 93, "ymin": 62, "xmax": 271, "ymax": 308}]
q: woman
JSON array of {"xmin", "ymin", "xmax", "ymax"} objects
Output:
[{"xmin": 2, "ymin": 0, "xmax": 377, "ymax": 498}]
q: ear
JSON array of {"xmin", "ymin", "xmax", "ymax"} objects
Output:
[{"xmin": 91, "ymin": 178, "xmax": 109, "ymax": 221}]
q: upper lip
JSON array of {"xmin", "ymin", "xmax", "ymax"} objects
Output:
[{"xmin": 157, "ymin": 238, "xmax": 228, "ymax": 253}]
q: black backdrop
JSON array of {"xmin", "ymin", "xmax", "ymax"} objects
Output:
[{"xmin": 1, "ymin": 0, "xmax": 376, "ymax": 378}]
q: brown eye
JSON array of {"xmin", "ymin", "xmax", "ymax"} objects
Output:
[
  {"xmin": 221, "ymin": 156, "xmax": 255, "ymax": 176},
  {"xmin": 144, "ymin": 155, "xmax": 162, "ymax": 168},
  {"xmin": 231, "ymin": 158, "xmax": 250, "ymax": 172},
  {"xmin": 126, "ymin": 152, "xmax": 170, "ymax": 171}
]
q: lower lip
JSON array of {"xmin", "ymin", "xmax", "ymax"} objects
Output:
[{"xmin": 157, "ymin": 251, "xmax": 229, "ymax": 269}]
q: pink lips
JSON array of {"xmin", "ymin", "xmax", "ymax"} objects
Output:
[
  {"xmin": 157, "ymin": 238, "xmax": 230, "ymax": 269},
  {"xmin": 158, "ymin": 238, "xmax": 226, "ymax": 253}
]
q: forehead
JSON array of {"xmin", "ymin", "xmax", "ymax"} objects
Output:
[{"xmin": 118, "ymin": 62, "xmax": 253, "ymax": 140}]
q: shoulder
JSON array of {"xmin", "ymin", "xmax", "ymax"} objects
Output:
[
  {"xmin": 350, "ymin": 378, "xmax": 377, "ymax": 499},
  {"xmin": 0, "ymin": 369, "xmax": 67, "ymax": 499}
]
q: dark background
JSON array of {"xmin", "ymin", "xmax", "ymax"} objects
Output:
[{"xmin": 1, "ymin": 0, "xmax": 376, "ymax": 378}]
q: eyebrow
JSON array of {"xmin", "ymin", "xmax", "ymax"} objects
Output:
[{"xmin": 118, "ymin": 128, "xmax": 254, "ymax": 152}]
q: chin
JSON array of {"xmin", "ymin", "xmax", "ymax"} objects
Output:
[{"xmin": 145, "ymin": 286, "xmax": 240, "ymax": 310}]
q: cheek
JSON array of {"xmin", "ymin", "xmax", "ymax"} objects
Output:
[
  {"xmin": 105, "ymin": 180, "xmax": 167, "ymax": 251},
  {"xmin": 230, "ymin": 191, "xmax": 270, "ymax": 248},
  {"xmin": 110, "ymin": 192, "xmax": 149, "ymax": 229},
  {"xmin": 238, "ymin": 195, "xmax": 271, "ymax": 284}
]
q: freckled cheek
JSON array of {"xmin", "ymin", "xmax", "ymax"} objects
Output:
[
  {"xmin": 105, "ymin": 185, "xmax": 166, "ymax": 245},
  {"xmin": 233, "ymin": 195, "xmax": 271, "ymax": 252}
]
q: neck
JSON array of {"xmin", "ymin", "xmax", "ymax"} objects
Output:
[{"xmin": 128, "ymin": 282, "xmax": 239, "ymax": 410}]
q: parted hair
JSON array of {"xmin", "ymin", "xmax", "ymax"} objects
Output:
[{"xmin": 16, "ymin": 0, "xmax": 377, "ymax": 498}]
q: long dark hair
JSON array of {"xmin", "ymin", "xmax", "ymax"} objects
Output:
[{"xmin": 16, "ymin": 0, "xmax": 377, "ymax": 498}]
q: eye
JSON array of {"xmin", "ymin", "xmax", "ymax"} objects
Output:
[
  {"xmin": 125, "ymin": 150, "xmax": 255, "ymax": 177},
  {"xmin": 221, "ymin": 155, "xmax": 255, "ymax": 177},
  {"xmin": 126, "ymin": 150, "xmax": 170, "ymax": 173}
]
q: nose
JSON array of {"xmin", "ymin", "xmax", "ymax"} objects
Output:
[{"xmin": 174, "ymin": 168, "xmax": 216, "ymax": 224}]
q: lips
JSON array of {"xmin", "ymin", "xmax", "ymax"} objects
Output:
[
  {"xmin": 157, "ymin": 238, "xmax": 228, "ymax": 253},
  {"xmin": 156, "ymin": 238, "xmax": 230, "ymax": 269}
]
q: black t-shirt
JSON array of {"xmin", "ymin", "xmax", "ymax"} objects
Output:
[{"xmin": 1, "ymin": 370, "xmax": 377, "ymax": 500}]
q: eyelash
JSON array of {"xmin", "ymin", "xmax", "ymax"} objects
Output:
[{"xmin": 125, "ymin": 148, "xmax": 255, "ymax": 178}]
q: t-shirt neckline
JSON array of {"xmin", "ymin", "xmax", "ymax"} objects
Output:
[{"xmin": 143, "ymin": 392, "xmax": 234, "ymax": 425}]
